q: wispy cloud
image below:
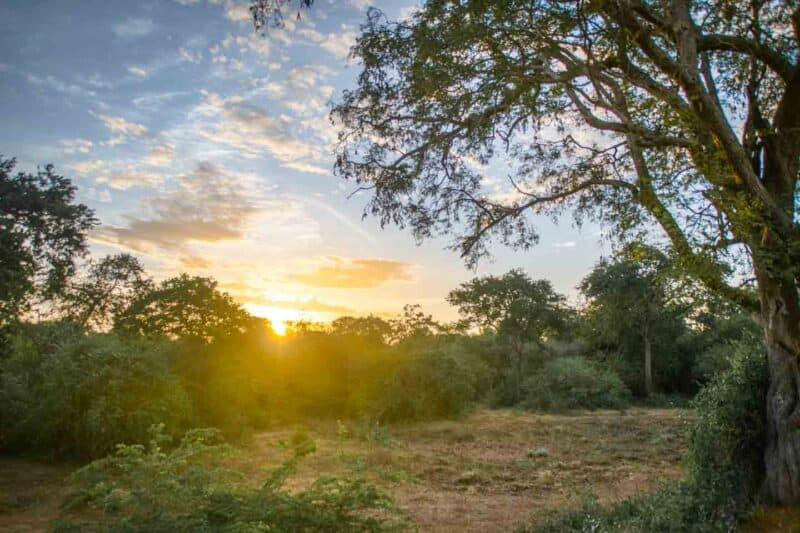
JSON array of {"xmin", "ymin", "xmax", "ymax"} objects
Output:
[
  {"xmin": 289, "ymin": 256, "xmax": 414, "ymax": 288},
  {"xmin": 194, "ymin": 90, "xmax": 329, "ymax": 173},
  {"xmin": 112, "ymin": 17, "xmax": 155, "ymax": 38},
  {"xmin": 92, "ymin": 112, "xmax": 149, "ymax": 136},
  {"xmin": 147, "ymin": 142, "xmax": 175, "ymax": 166},
  {"xmin": 127, "ymin": 66, "xmax": 148, "ymax": 78},
  {"xmin": 61, "ymin": 138, "xmax": 93, "ymax": 154}
]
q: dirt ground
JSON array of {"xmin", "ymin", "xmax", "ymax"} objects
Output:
[{"xmin": 0, "ymin": 408, "xmax": 690, "ymax": 532}]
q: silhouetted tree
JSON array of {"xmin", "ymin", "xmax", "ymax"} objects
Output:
[
  {"xmin": 114, "ymin": 274, "xmax": 258, "ymax": 343},
  {"xmin": 61, "ymin": 253, "xmax": 151, "ymax": 330},
  {"xmin": 0, "ymin": 157, "xmax": 96, "ymax": 331}
]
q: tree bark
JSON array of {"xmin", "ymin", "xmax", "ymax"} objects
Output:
[
  {"xmin": 643, "ymin": 325, "xmax": 653, "ymax": 398},
  {"xmin": 760, "ymin": 274, "xmax": 800, "ymax": 504}
]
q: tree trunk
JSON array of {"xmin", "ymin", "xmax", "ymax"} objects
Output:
[
  {"xmin": 760, "ymin": 275, "xmax": 800, "ymax": 504},
  {"xmin": 643, "ymin": 325, "xmax": 653, "ymax": 398}
]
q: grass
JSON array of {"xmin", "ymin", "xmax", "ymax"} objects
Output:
[{"xmin": 0, "ymin": 408, "xmax": 690, "ymax": 532}]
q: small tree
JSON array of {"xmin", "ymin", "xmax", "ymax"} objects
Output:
[
  {"xmin": 61, "ymin": 253, "xmax": 151, "ymax": 331},
  {"xmin": 447, "ymin": 270, "xmax": 565, "ymax": 402}
]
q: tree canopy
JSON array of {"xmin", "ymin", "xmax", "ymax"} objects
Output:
[
  {"xmin": 332, "ymin": 0, "xmax": 800, "ymax": 502},
  {"xmin": 0, "ymin": 157, "xmax": 96, "ymax": 327},
  {"xmin": 114, "ymin": 274, "xmax": 261, "ymax": 343},
  {"xmin": 332, "ymin": 0, "xmax": 797, "ymax": 311}
]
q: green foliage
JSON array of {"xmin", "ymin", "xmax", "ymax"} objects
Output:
[
  {"xmin": 448, "ymin": 270, "xmax": 567, "ymax": 403},
  {"xmin": 57, "ymin": 426, "xmax": 407, "ymax": 532},
  {"xmin": 521, "ymin": 356, "xmax": 631, "ymax": 411},
  {"xmin": 0, "ymin": 157, "xmax": 96, "ymax": 329},
  {"xmin": 375, "ymin": 341, "xmax": 490, "ymax": 422},
  {"xmin": 0, "ymin": 327, "xmax": 190, "ymax": 458},
  {"xmin": 448, "ymin": 270, "xmax": 566, "ymax": 340},
  {"xmin": 114, "ymin": 274, "xmax": 262, "ymax": 343},
  {"xmin": 530, "ymin": 340, "xmax": 767, "ymax": 532}
]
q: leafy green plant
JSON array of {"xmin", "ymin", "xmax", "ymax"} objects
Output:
[
  {"xmin": 521, "ymin": 356, "xmax": 631, "ymax": 411},
  {"xmin": 375, "ymin": 343, "xmax": 489, "ymax": 422},
  {"xmin": 56, "ymin": 426, "xmax": 407, "ymax": 532},
  {"xmin": 0, "ymin": 329, "xmax": 191, "ymax": 458}
]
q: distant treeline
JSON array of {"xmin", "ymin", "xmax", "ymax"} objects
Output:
[{"xmin": 0, "ymin": 248, "xmax": 758, "ymax": 460}]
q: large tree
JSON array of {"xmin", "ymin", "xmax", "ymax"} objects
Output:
[
  {"xmin": 447, "ymin": 270, "xmax": 565, "ymax": 402},
  {"xmin": 0, "ymin": 157, "xmax": 97, "ymax": 329},
  {"xmin": 331, "ymin": 1, "xmax": 800, "ymax": 502}
]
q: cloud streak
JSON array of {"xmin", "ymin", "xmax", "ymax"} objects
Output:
[{"xmin": 289, "ymin": 256, "xmax": 414, "ymax": 288}]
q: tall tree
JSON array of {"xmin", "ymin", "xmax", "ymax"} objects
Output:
[
  {"xmin": 0, "ymin": 157, "xmax": 96, "ymax": 329},
  {"xmin": 580, "ymin": 246, "xmax": 677, "ymax": 396},
  {"xmin": 447, "ymin": 270, "xmax": 565, "ymax": 402},
  {"xmin": 332, "ymin": 0, "xmax": 800, "ymax": 502},
  {"xmin": 61, "ymin": 253, "xmax": 151, "ymax": 331}
]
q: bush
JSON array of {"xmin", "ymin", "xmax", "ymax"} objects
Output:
[
  {"xmin": 374, "ymin": 341, "xmax": 490, "ymax": 422},
  {"xmin": 528, "ymin": 338, "xmax": 767, "ymax": 532},
  {"xmin": 521, "ymin": 356, "xmax": 631, "ymax": 411},
  {"xmin": 0, "ymin": 327, "xmax": 191, "ymax": 458},
  {"xmin": 55, "ymin": 426, "xmax": 407, "ymax": 532}
]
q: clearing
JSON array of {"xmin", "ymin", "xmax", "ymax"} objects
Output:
[{"xmin": 0, "ymin": 408, "xmax": 689, "ymax": 532}]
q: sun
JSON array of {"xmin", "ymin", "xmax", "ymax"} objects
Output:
[{"xmin": 244, "ymin": 304, "xmax": 327, "ymax": 337}]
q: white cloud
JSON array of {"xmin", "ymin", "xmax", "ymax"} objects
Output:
[
  {"xmin": 127, "ymin": 66, "xmax": 148, "ymax": 78},
  {"xmin": 61, "ymin": 138, "xmax": 93, "ymax": 154},
  {"xmin": 112, "ymin": 18, "xmax": 155, "ymax": 38},
  {"xmin": 71, "ymin": 159, "xmax": 106, "ymax": 174},
  {"xmin": 147, "ymin": 142, "xmax": 176, "ymax": 166},
  {"xmin": 320, "ymin": 30, "xmax": 356, "ymax": 60},
  {"xmin": 96, "ymin": 170, "xmax": 164, "ymax": 190},
  {"xmin": 24, "ymin": 72, "xmax": 97, "ymax": 99},
  {"xmin": 348, "ymin": 0, "xmax": 372, "ymax": 10},
  {"xmin": 225, "ymin": 1, "xmax": 251, "ymax": 23},
  {"xmin": 193, "ymin": 90, "xmax": 330, "ymax": 173},
  {"xmin": 92, "ymin": 112, "xmax": 149, "ymax": 136},
  {"xmin": 178, "ymin": 47, "xmax": 203, "ymax": 63},
  {"xmin": 553, "ymin": 241, "xmax": 577, "ymax": 248}
]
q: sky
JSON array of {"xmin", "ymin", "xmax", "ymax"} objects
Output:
[{"xmin": 0, "ymin": 0, "xmax": 608, "ymax": 333}]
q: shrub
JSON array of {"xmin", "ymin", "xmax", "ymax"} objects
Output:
[
  {"xmin": 528, "ymin": 338, "xmax": 767, "ymax": 532},
  {"xmin": 56, "ymin": 426, "xmax": 407, "ymax": 532},
  {"xmin": 0, "ymin": 328, "xmax": 191, "ymax": 458},
  {"xmin": 521, "ymin": 356, "xmax": 631, "ymax": 411},
  {"xmin": 375, "ymin": 342, "xmax": 490, "ymax": 422}
]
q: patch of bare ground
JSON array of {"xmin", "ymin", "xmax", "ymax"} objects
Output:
[
  {"xmin": 0, "ymin": 458, "xmax": 75, "ymax": 532},
  {"xmin": 0, "ymin": 408, "xmax": 689, "ymax": 532}
]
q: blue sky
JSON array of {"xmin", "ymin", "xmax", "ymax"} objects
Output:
[{"xmin": 0, "ymin": 0, "xmax": 607, "ymax": 330}]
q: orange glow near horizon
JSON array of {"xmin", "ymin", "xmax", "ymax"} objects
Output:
[{"xmin": 244, "ymin": 304, "xmax": 331, "ymax": 336}]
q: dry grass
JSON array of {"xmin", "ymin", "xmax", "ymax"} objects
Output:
[
  {"xmin": 0, "ymin": 408, "xmax": 689, "ymax": 532},
  {"xmin": 232, "ymin": 408, "xmax": 690, "ymax": 532}
]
